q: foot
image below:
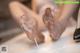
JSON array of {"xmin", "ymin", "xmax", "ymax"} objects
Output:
[
  {"xmin": 9, "ymin": 1, "xmax": 44, "ymax": 44},
  {"xmin": 43, "ymin": 8, "xmax": 68, "ymax": 41},
  {"xmin": 20, "ymin": 15, "xmax": 44, "ymax": 43}
]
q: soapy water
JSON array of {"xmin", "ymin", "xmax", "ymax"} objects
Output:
[
  {"xmin": 25, "ymin": 27, "xmax": 80, "ymax": 53},
  {"xmin": 26, "ymin": 37, "xmax": 80, "ymax": 53}
]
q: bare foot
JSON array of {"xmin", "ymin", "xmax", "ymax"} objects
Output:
[
  {"xmin": 9, "ymin": 2, "xmax": 44, "ymax": 43},
  {"xmin": 43, "ymin": 8, "xmax": 68, "ymax": 41},
  {"xmin": 20, "ymin": 14, "xmax": 44, "ymax": 43}
]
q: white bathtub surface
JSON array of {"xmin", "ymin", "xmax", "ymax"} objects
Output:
[{"xmin": 1, "ymin": 27, "xmax": 80, "ymax": 53}]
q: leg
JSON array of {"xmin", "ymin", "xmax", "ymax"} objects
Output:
[
  {"xmin": 31, "ymin": 0, "xmax": 61, "ymax": 41},
  {"xmin": 9, "ymin": 1, "xmax": 44, "ymax": 43}
]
